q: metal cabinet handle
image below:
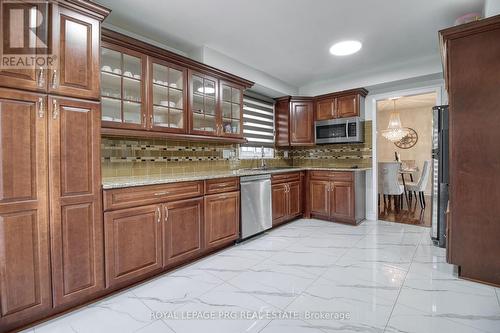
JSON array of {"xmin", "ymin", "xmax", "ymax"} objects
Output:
[
  {"xmin": 154, "ymin": 191, "xmax": 169, "ymax": 196},
  {"xmin": 156, "ymin": 207, "xmax": 161, "ymax": 223},
  {"xmin": 143, "ymin": 113, "xmax": 147, "ymax": 128},
  {"xmin": 38, "ymin": 98, "xmax": 44, "ymax": 118},
  {"xmin": 164, "ymin": 206, "xmax": 169, "ymax": 222},
  {"xmin": 150, "ymin": 115, "xmax": 153, "ymax": 128},
  {"xmin": 51, "ymin": 69, "xmax": 57, "ymax": 89},
  {"xmin": 37, "ymin": 68, "xmax": 45, "ymax": 87},
  {"xmin": 52, "ymin": 99, "xmax": 59, "ymax": 120}
]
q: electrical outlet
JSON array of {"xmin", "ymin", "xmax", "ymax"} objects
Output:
[
  {"xmin": 222, "ymin": 149, "xmax": 233, "ymax": 159},
  {"xmin": 283, "ymin": 150, "xmax": 289, "ymax": 158}
]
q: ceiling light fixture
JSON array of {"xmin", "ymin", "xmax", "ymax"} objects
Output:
[
  {"xmin": 329, "ymin": 40, "xmax": 362, "ymax": 56},
  {"xmin": 381, "ymin": 99, "xmax": 410, "ymax": 142}
]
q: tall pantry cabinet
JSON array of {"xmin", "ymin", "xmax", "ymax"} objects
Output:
[{"xmin": 0, "ymin": 1, "xmax": 110, "ymax": 332}]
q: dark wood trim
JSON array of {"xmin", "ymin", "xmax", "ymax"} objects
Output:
[
  {"xmin": 101, "ymin": 29, "xmax": 254, "ymax": 89},
  {"xmin": 58, "ymin": 0, "xmax": 111, "ymax": 21},
  {"xmin": 314, "ymin": 88, "xmax": 368, "ymax": 101},
  {"xmin": 101, "ymin": 127, "xmax": 248, "ymax": 143}
]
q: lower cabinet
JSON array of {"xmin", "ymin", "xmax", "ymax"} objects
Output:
[
  {"xmin": 204, "ymin": 191, "xmax": 240, "ymax": 250},
  {"xmin": 163, "ymin": 197, "xmax": 203, "ymax": 267},
  {"xmin": 309, "ymin": 171, "xmax": 365, "ymax": 224},
  {"xmin": 272, "ymin": 173, "xmax": 303, "ymax": 226},
  {"xmin": 104, "ymin": 204, "xmax": 163, "ymax": 288}
]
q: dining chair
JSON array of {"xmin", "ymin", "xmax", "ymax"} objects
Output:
[
  {"xmin": 378, "ymin": 162, "xmax": 405, "ymax": 211},
  {"xmin": 405, "ymin": 160, "xmax": 431, "ymax": 209}
]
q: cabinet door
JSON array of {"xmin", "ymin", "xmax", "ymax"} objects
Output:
[
  {"xmin": 272, "ymin": 183, "xmax": 288, "ymax": 225},
  {"xmin": 49, "ymin": 5, "xmax": 101, "ymax": 99},
  {"xmin": 204, "ymin": 192, "xmax": 239, "ymax": 249},
  {"xmin": 219, "ymin": 81, "xmax": 243, "ymax": 138},
  {"xmin": 0, "ymin": 1, "xmax": 47, "ymax": 92},
  {"xmin": 48, "ymin": 97, "xmax": 104, "ymax": 307},
  {"xmin": 163, "ymin": 197, "xmax": 203, "ymax": 266},
  {"xmin": 330, "ymin": 181, "xmax": 354, "ymax": 221},
  {"xmin": 104, "ymin": 205, "xmax": 162, "ymax": 288},
  {"xmin": 336, "ymin": 95, "xmax": 358, "ymax": 118},
  {"xmin": 310, "ymin": 180, "xmax": 330, "ymax": 219},
  {"xmin": 0, "ymin": 90, "xmax": 51, "ymax": 328},
  {"xmin": 316, "ymin": 98, "xmax": 335, "ymax": 121},
  {"xmin": 189, "ymin": 70, "xmax": 219, "ymax": 136},
  {"xmin": 149, "ymin": 58, "xmax": 187, "ymax": 133},
  {"xmin": 275, "ymin": 98, "xmax": 290, "ymax": 147},
  {"xmin": 290, "ymin": 100, "xmax": 314, "ymax": 145},
  {"xmin": 288, "ymin": 181, "xmax": 302, "ymax": 218},
  {"xmin": 101, "ymin": 44, "xmax": 147, "ymax": 129}
]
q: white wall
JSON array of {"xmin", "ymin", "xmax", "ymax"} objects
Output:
[{"xmin": 484, "ymin": 0, "xmax": 500, "ymax": 17}]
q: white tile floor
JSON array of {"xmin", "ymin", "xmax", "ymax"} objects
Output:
[{"xmin": 25, "ymin": 219, "xmax": 500, "ymax": 333}]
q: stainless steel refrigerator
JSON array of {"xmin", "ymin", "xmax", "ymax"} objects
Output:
[{"xmin": 431, "ymin": 105, "xmax": 449, "ymax": 248}]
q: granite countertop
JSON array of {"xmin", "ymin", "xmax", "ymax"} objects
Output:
[{"xmin": 102, "ymin": 167, "xmax": 371, "ymax": 189}]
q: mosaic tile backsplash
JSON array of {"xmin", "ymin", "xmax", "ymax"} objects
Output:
[{"xmin": 101, "ymin": 121, "xmax": 372, "ymax": 177}]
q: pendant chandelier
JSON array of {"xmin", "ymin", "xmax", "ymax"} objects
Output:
[{"xmin": 381, "ymin": 99, "xmax": 409, "ymax": 142}]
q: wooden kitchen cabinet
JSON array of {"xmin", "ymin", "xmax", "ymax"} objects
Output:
[
  {"xmin": 309, "ymin": 171, "xmax": 365, "ymax": 224},
  {"xmin": 204, "ymin": 191, "xmax": 240, "ymax": 250},
  {"xmin": 272, "ymin": 173, "xmax": 303, "ymax": 226},
  {"xmin": 290, "ymin": 99, "xmax": 314, "ymax": 146},
  {"xmin": 316, "ymin": 98, "xmax": 335, "ymax": 121},
  {"xmin": 49, "ymin": 4, "xmax": 102, "ymax": 99},
  {"xmin": 275, "ymin": 96, "xmax": 291, "ymax": 147},
  {"xmin": 0, "ymin": 90, "xmax": 52, "ymax": 329},
  {"xmin": 272, "ymin": 183, "xmax": 288, "ymax": 224},
  {"xmin": 314, "ymin": 89, "xmax": 368, "ymax": 121},
  {"xmin": 104, "ymin": 204, "xmax": 163, "ymax": 288},
  {"xmin": 163, "ymin": 197, "xmax": 203, "ymax": 266},
  {"xmin": 48, "ymin": 97, "xmax": 104, "ymax": 307}
]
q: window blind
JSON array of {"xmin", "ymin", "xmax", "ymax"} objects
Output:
[{"xmin": 242, "ymin": 94, "xmax": 275, "ymax": 147}]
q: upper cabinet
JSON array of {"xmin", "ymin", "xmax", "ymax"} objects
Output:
[
  {"xmin": 0, "ymin": 1, "xmax": 109, "ymax": 98},
  {"xmin": 101, "ymin": 44, "xmax": 147, "ymax": 129},
  {"xmin": 290, "ymin": 98, "xmax": 314, "ymax": 146},
  {"xmin": 100, "ymin": 29, "xmax": 252, "ymax": 142},
  {"xmin": 150, "ymin": 59, "xmax": 187, "ymax": 132},
  {"xmin": 314, "ymin": 89, "xmax": 368, "ymax": 121}
]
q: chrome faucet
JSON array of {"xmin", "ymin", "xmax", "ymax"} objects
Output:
[{"xmin": 260, "ymin": 146, "xmax": 267, "ymax": 170}]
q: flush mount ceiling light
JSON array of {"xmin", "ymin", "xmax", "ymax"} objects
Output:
[{"xmin": 329, "ymin": 40, "xmax": 362, "ymax": 56}]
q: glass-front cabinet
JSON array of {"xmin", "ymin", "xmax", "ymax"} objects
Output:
[
  {"xmin": 101, "ymin": 44, "xmax": 146, "ymax": 129},
  {"xmin": 150, "ymin": 58, "xmax": 186, "ymax": 132},
  {"xmin": 220, "ymin": 81, "xmax": 242, "ymax": 137},
  {"xmin": 189, "ymin": 71, "xmax": 218, "ymax": 136},
  {"xmin": 189, "ymin": 70, "xmax": 244, "ymax": 138}
]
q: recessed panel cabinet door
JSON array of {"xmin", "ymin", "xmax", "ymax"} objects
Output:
[
  {"xmin": 104, "ymin": 204, "xmax": 162, "ymax": 288},
  {"xmin": 330, "ymin": 181, "xmax": 354, "ymax": 221},
  {"xmin": 48, "ymin": 97, "xmax": 104, "ymax": 307},
  {"xmin": 0, "ymin": 90, "xmax": 52, "ymax": 329},
  {"xmin": 316, "ymin": 98, "xmax": 335, "ymax": 121},
  {"xmin": 310, "ymin": 180, "xmax": 330, "ymax": 218},
  {"xmin": 336, "ymin": 95, "xmax": 358, "ymax": 118},
  {"xmin": 288, "ymin": 181, "xmax": 302, "ymax": 217},
  {"xmin": 204, "ymin": 192, "xmax": 239, "ymax": 249},
  {"xmin": 50, "ymin": 5, "xmax": 100, "ymax": 99},
  {"xmin": 163, "ymin": 197, "xmax": 203, "ymax": 266},
  {"xmin": 290, "ymin": 101, "xmax": 314, "ymax": 145},
  {"xmin": 272, "ymin": 184, "xmax": 287, "ymax": 225}
]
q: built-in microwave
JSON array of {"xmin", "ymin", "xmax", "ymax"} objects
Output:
[{"xmin": 315, "ymin": 117, "xmax": 364, "ymax": 144}]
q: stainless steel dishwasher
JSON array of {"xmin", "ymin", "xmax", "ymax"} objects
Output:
[{"xmin": 240, "ymin": 174, "xmax": 272, "ymax": 240}]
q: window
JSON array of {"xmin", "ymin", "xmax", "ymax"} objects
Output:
[{"xmin": 239, "ymin": 93, "xmax": 275, "ymax": 159}]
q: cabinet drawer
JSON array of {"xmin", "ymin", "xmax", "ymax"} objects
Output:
[
  {"xmin": 309, "ymin": 171, "xmax": 331, "ymax": 180},
  {"xmin": 103, "ymin": 181, "xmax": 204, "ymax": 211},
  {"xmin": 271, "ymin": 172, "xmax": 301, "ymax": 184},
  {"xmin": 332, "ymin": 172, "xmax": 353, "ymax": 181},
  {"xmin": 205, "ymin": 177, "xmax": 239, "ymax": 194},
  {"xmin": 309, "ymin": 171, "xmax": 353, "ymax": 181}
]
